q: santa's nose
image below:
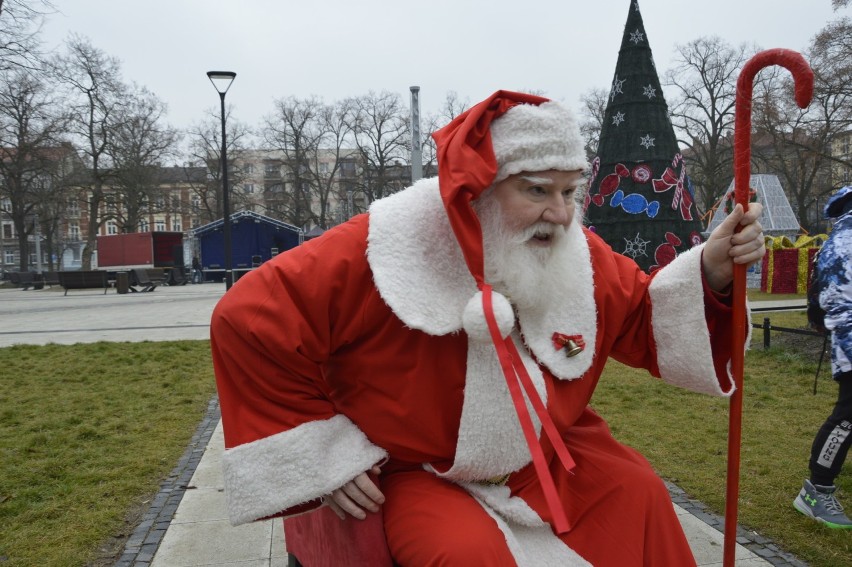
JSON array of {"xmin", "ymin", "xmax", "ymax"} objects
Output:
[{"xmin": 542, "ymin": 197, "xmax": 571, "ymax": 226}]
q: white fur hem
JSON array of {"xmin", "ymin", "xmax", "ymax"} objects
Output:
[
  {"xmin": 649, "ymin": 244, "xmax": 739, "ymax": 396},
  {"xmin": 464, "ymin": 484, "xmax": 591, "ymax": 566},
  {"xmin": 222, "ymin": 415, "xmax": 387, "ymax": 525}
]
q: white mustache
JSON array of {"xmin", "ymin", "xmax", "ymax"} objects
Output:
[{"xmin": 512, "ymin": 222, "xmax": 565, "ymax": 244}]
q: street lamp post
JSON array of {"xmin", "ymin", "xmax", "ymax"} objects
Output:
[{"xmin": 206, "ymin": 70, "xmax": 237, "ymax": 290}]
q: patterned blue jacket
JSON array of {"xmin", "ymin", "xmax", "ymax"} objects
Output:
[{"xmin": 816, "ymin": 212, "xmax": 852, "ymax": 377}]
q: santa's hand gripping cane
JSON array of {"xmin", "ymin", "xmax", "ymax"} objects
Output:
[{"xmin": 723, "ymin": 49, "xmax": 813, "ymax": 567}]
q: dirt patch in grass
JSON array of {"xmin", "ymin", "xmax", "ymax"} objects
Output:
[{"xmin": 85, "ymin": 498, "xmax": 150, "ymax": 566}]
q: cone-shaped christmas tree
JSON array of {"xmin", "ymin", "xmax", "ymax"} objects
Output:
[{"xmin": 584, "ymin": 0, "xmax": 704, "ymax": 272}]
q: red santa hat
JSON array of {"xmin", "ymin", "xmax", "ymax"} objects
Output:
[{"xmin": 431, "ymin": 90, "xmax": 588, "ymax": 341}]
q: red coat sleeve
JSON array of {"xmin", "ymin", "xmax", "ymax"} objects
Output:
[
  {"xmin": 588, "ymin": 230, "xmax": 739, "ymax": 396},
  {"xmin": 211, "ymin": 216, "xmax": 388, "ymax": 525}
]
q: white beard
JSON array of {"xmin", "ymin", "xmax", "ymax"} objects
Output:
[{"xmin": 475, "ymin": 196, "xmax": 577, "ymax": 315}]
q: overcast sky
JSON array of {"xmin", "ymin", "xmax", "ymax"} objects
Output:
[{"xmin": 40, "ymin": 0, "xmax": 848, "ymax": 140}]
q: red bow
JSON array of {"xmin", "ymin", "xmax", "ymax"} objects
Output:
[
  {"xmin": 552, "ymin": 333, "xmax": 586, "ymax": 353},
  {"xmin": 652, "ymin": 154, "xmax": 694, "ymax": 221}
]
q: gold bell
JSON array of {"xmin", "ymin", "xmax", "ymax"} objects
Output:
[{"xmin": 563, "ymin": 339, "xmax": 583, "ymax": 358}]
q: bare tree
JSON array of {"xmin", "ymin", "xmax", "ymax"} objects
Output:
[
  {"xmin": 345, "ymin": 91, "xmax": 410, "ymax": 208},
  {"xmin": 0, "ymin": 0, "xmax": 54, "ymax": 72},
  {"xmin": 185, "ymin": 107, "xmax": 251, "ymax": 225},
  {"xmin": 50, "ymin": 35, "xmax": 127, "ymax": 268},
  {"xmin": 262, "ymin": 96, "xmax": 324, "ymax": 227},
  {"xmin": 421, "ymin": 91, "xmax": 470, "ymax": 178},
  {"xmin": 578, "ymin": 87, "xmax": 608, "ymax": 156},
  {"xmin": 0, "ymin": 68, "xmax": 68, "ymax": 271},
  {"xmin": 308, "ymin": 101, "xmax": 352, "ymax": 228},
  {"xmin": 751, "ymin": 30, "xmax": 852, "ymax": 234},
  {"xmin": 107, "ymin": 86, "xmax": 179, "ymax": 231},
  {"xmin": 664, "ymin": 37, "xmax": 752, "ymax": 219}
]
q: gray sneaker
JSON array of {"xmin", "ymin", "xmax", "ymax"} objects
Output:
[{"xmin": 793, "ymin": 479, "xmax": 852, "ymax": 529}]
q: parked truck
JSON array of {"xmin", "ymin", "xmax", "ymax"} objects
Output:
[{"xmin": 95, "ymin": 232, "xmax": 184, "ymax": 270}]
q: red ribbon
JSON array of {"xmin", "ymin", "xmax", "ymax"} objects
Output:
[{"xmin": 481, "ymin": 284, "xmax": 575, "ymax": 534}]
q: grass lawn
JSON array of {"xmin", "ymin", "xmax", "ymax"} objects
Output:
[
  {"xmin": 0, "ymin": 341, "xmax": 217, "ymax": 567},
  {"xmin": 747, "ymin": 290, "xmax": 805, "ymax": 302},
  {"xmin": 592, "ymin": 310, "xmax": 850, "ymax": 567}
]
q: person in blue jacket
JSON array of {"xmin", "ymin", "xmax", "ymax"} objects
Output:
[{"xmin": 794, "ymin": 186, "xmax": 852, "ymax": 528}]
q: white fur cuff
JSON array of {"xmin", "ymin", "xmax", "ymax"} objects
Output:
[
  {"xmin": 222, "ymin": 414, "xmax": 387, "ymax": 525},
  {"xmin": 649, "ymin": 245, "xmax": 735, "ymax": 397}
]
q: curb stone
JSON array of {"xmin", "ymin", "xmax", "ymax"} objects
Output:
[
  {"xmin": 115, "ymin": 396, "xmax": 221, "ymax": 567},
  {"xmin": 665, "ymin": 481, "xmax": 808, "ymax": 567}
]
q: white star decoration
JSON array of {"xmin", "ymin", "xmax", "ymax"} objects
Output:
[
  {"xmin": 643, "ymin": 85, "xmax": 656, "ymax": 99},
  {"xmin": 610, "ymin": 75, "xmax": 625, "ymax": 101},
  {"xmin": 639, "ymin": 134, "xmax": 655, "ymax": 149},
  {"xmin": 623, "ymin": 233, "xmax": 650, "ymax": 258},
  {"xmin": 630, "ymin": 29, "xmax": 644, "ymax": 44},
  {"xmin": 611, "ymin": 111, "xmax": 625, "ymax": 126}
]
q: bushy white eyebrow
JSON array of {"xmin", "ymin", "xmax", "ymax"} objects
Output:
[{"xmin": 520, "ymin": 176, "xmax": 552, "ymax": 185}]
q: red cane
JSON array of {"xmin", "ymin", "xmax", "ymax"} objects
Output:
[{"xmin": 724, "ymin": 49, "xmax": 813, "ymax": 567}]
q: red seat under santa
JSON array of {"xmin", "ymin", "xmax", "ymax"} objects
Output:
[{"xmin": 283, "ymin": 505, "xmax": 395, "ymax": 567}]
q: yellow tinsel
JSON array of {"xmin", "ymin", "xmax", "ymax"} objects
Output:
[{"xmin": 761, "ymin": 234, "xmax": 828, "ymax": 294}]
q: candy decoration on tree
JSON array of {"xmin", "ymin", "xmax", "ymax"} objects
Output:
[
  {"xmin": 584, "ymin": 1, "xmax": 705, "ymax": 272},
  {"xmin": 649, "ymin": 232, "xmax": 682, "ymax": 271},
  {"xmin": 610, "ymin": 189, "xmax": 660, "ymax": 217}
]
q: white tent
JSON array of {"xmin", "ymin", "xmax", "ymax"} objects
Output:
[{"xmin": 705, "ymin": 174, "xmax": 800, "ymax": 238}]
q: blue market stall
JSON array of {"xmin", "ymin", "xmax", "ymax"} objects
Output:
[{"xmin": 189, "ymin": 211, "xmax": 302, "ymax": 281}]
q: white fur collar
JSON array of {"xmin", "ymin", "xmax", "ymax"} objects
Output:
[{"xmin": 367, "ymin": 178, "xmax": 597, "ymax": 381}]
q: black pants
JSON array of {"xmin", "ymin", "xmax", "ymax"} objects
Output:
[{"xmin": 810, "ymin": 371, "xmax": 852, "ymax": 486}]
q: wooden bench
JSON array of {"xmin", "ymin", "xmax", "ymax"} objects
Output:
[
  {"xmin": 43, "ymin": 271, "xmax": 60, "ymax": 288},
  {"xmin": 9, "ymin": 271, "xmax": 48, "ymax": 290},
  {"xmin": 146, "ymin": 268, "xmax": 167, "ymax": 285},
  {"xmin": 58, "ymin": 270, "xmax": 110, "ymax": 295},
  {"xmin": 166, "ymin": 266, "xmax": 189, "ymax": 286},
  {"xmin": 130, "ymin": 268, "xmax": 160, "ymax": 292}
]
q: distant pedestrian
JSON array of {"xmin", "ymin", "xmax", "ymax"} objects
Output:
[
  {"xmin": 793, "ymin": 186, "xmax": 852, "ymax": 529},
  {"xmin": 191, "ymin": 255, "xmax": 203, "ymax": 284}
]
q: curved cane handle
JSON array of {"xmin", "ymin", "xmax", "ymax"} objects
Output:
[{"xmin": 734, "ymin": 49, "xmax": 814, "ymax": 206}]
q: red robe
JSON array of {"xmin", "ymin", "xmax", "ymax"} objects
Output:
[{"xmin": 211, "ymin": 179, "xmax": 740, "ymax": 566}]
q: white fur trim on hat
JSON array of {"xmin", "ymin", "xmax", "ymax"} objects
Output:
[
  {"xmin": 491, "ymin": 101, "xmax": 589, "ymax": 182},
  {"xmin": 463, "ymin": 290, "xmax": 515, "ymax": 343}
]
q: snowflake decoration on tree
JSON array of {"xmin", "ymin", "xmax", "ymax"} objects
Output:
[
  {"xmin": 630, "ymin": 29, "xmax": 644, "ymax": 44},
  {"xmin": 634, "ymin": 1, "xmax": 640, "ymax": 12},
  {"xmin": 639, "ymin": 134, "xmax": 655, "ymax": 149},
  {"xmin": 611, "ymin": 111, "xmax": 625, "ymax": 126},
  {"xmin": 610, "ymin": 75, "xmax": 625, "ymax": 101},
  {"xmin": 642, "ymin": 85, "xmax": 656, "ymax": 99},
  {"xmin": 623, "ymin": 233, "xmax": 650, "ymax": 258}
]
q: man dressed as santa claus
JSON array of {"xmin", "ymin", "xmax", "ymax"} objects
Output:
[{"xmin": 211, "ymin": 91, "xmax": 765, "ymax": 566}]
